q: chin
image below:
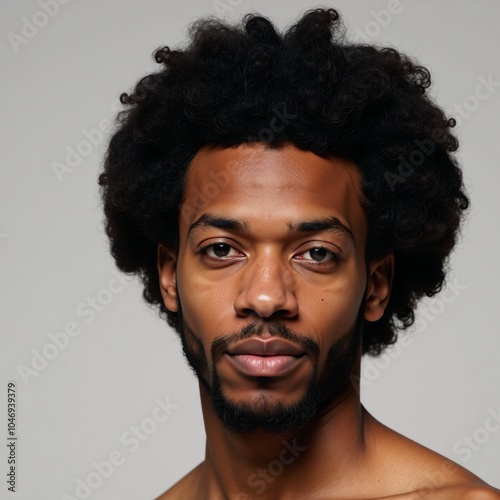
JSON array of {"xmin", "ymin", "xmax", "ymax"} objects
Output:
[{"xmin": 209, "ymin": 372, "xmax": 320, "ymax": 434}]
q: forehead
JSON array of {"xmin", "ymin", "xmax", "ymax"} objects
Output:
[{"xmin": 180, "ymin": 142, "xmax": 367, "ymax": 244}]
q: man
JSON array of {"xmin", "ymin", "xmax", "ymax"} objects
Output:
[{"xmin": 98, "ymin": 8, "xmax": 500, "ymax": 499}]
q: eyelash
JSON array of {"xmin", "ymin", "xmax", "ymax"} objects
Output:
[
  {"xmin": 196, "ymin": 242, "xmax": 340, "ymax": 266},
  {"xmin": 195, "ymin": 243, "xmax": 241, "ymax": 261},
  {"xmin": 295, "ymin": 247, "xmax": 341, "ymax": 266}
]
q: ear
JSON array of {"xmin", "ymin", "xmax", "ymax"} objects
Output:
[
  {"xmin": 364, "ymin": 252, "xmax": 394, "ymax": 322},
  {"xmin": 157, "ymin": 243, "xmax": 178, "ymax": 312}
]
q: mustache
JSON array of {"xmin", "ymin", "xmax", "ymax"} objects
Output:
[{"xmin": 211, "ymin": 322, "xmax": 320, "ymax": 363}]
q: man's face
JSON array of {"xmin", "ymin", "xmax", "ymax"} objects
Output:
[{"xmin": 158, "ymin": 142, "xmax": 385, "ymax": 433}]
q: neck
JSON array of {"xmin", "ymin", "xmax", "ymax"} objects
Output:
[{"xmin": 196, "ymin": 377, "xmax": 370, "ymax": 500}]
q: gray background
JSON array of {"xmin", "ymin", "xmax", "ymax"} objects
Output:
[{"xmin": 1, "ymin": 0, "xmax": 499, "ymax": 498}]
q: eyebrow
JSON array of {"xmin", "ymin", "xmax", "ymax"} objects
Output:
[
  {"xmin": 287, "ymin": 217, "xmax": 354, "ymax": 241},
  {"xmin": 188, "ymin": 213, "xmax": 249, "ymax": 237},
  {"xmin": 187, "ymin": 212, "xmax": 354, "ymax": 242}
]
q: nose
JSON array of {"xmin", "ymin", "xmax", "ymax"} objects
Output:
[{"xmin": 234, "ymin": 256, "xmax": 299, "ymax": 320}]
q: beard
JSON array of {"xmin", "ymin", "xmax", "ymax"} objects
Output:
[{"xmin": 176, "ymin": 299, "xmax": 364, "ymax": 434}]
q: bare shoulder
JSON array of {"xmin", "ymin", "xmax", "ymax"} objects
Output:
[
  {"xmin": 406, "ymin": 485, "xmax": 500, "ymax": 499},
  {"xmin": 364, "ymin": 410, "xmax": 500, "ymax": 498},
  {"xmin": 371, "ymin": 486, "xmax": 500, "ymax": 500},
  {"xmin": 154, "ymin": 462, "xmax": 203, "ymax": 500},
  {"xmin": 452, "ymin": 486, "xmax": 500, "ymax": 499}
]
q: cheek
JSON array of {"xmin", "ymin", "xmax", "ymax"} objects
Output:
[
  {"xmin": 176, "ymin": 262, "xmax": 235, "ymax": 336},
  {"xmin": 302, "ymin": 288, "xmax": 357, "ymax": 332},
  {"xmin": 300, "ymin": 271, "xmax": 365, "ymax": 347}
]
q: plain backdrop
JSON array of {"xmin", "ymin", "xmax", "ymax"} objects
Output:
[{"xmin": 1, "ymin": 1, "xmax": 499, "ymax": 498}]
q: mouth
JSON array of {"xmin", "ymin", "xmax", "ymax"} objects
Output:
[{"xmin": 224, "ymin": 337, "xmax": 307, "ymax": 377}]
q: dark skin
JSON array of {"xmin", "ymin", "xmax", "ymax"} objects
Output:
[{"xmin": 156, "ymin": 143, "xmax": 500, "ymax": 499}]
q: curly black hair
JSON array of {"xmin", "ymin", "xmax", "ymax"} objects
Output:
[{"xmin": 98, "ymin": 8, "xmax": 469, "ymax": 356}]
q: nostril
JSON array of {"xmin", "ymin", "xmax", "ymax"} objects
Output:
[
  {"xmin": 238, "ymin": 308, "xmax": 297, "ymax": 321},
  {"xmin": 237, "ymin": 308, "xmax": 254, "ymax": 318},
  {"xmin": 273, "ymin": 309, "xmax": 299, "ymax": 320}
]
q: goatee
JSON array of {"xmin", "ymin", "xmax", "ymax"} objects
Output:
[{"xmin": 176, "ymin": 302, "xmax": 364, "ymax": 434}]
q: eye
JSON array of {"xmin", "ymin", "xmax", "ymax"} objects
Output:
[
  {"xmin": 198, "ymin": 242, "xmax": 243, "ymax": 260},
  {"xmin": 294, "ymin": 246, "xmax": 340, "ymax": 265}
]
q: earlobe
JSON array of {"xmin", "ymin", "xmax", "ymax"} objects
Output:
[
  {"xmin": 364, "ymin": 253, "xmax": 394, "ymax": 322},
  {"xmin": 157, "ymin": 243, "xmax": 179, "ymax": 312}
]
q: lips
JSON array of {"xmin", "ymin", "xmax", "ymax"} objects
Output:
[
  {"xmin": 226, "ymin": 337, "xmax": 305, "ymax": 356},
  {"xmin": 225, "ymin": 337, "xmax": 306, "ymax": 377}
]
